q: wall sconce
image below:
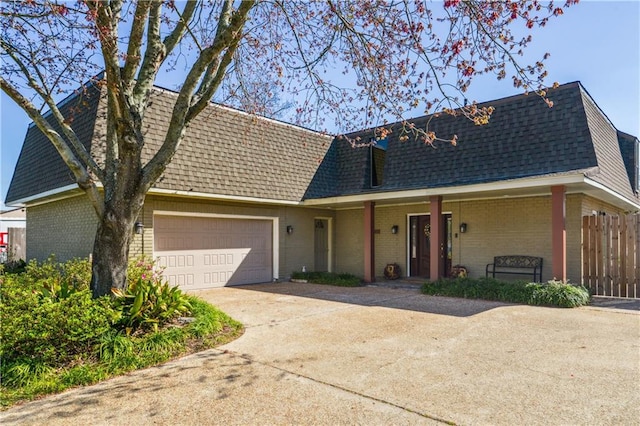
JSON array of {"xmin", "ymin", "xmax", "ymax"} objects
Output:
[
  {"xmin": 459, "ymin": 223, "xmax": 467, "ymax": 234},
  {"xmin": 391, "ymin": 225, "xmax": 399, "ymax": 234},
  {"xmin": 134, "ymin": 222, "xmax": 144, "ymax": 235},
  {"xmin": 286, "ymin": 225, "xmax": 294, "ymax": 235}
]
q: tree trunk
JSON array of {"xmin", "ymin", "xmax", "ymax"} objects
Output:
[{"xmin": 90, "ymin": 205, "xmax": 138, "ymax": 298}]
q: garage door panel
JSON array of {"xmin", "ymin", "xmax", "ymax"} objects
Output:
[{"xmin": 154, "ymin": 216, "xmax": 272, "ymax": 289}]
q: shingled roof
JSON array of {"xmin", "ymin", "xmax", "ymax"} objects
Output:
[
  {"xmin": 306, "ymin": 82, "xmax": 638, "ymax": 204},
  {"xmin": 6, "ymin": 81, "xmax": 638, "ymax": 208},
  {"xmin": 5, "ymin": 85, "xmax": 333, "ymax": 204},
  {"xmin": 6, "ymin": 83, "xmax": 103, "ymax": 203}
]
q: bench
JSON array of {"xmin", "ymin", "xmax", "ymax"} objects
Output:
[{"xmin": 485, "ymin": 255, "xmax": 543, "ymax": 282}]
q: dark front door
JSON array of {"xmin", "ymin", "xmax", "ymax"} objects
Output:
[
  {"xmin": 314, "ymin": 219, "xmax": 329, "ymax": 272},
  {"xmin": 410, "ymin": 215, "xmax": 431, "ymax": 277},
  {"xmin": 410, "ymin": 214, "xmax": 451, "ymax": 278}
]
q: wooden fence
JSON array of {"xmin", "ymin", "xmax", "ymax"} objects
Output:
[{"xmin": 582, "ymin": 214, "xmax": 640, "ymax": 298}]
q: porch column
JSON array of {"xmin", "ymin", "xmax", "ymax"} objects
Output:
[
  {"xmin": 364, "ymin": 201, "xmax": 376, "ymax": 283},
  {"xmin": 430, "ymin": 195, "xmax": 443, "ymax": 281},
  {"xmin": 551, "ymin": 185, "xmax": 567, "ymax": 281}
]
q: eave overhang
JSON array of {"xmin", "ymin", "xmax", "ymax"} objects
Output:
[
  {"xmin": 8, "ymin": 173, "xmax": 639, "ymax": 213},
  {"xmin": 301, "ymin": 173, "xmax": 640, "ymax": 212}
]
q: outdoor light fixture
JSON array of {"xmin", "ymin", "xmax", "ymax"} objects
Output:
[
  {"xmin": 134, "ymin": 222, "xmax": 144, "ymax": 235},
  {"xmin": 286, "ymin": 225, "xmax": 294, "ymax": 235},
  {"xmin": 391, "ymin": 225, "xmax": 399, "ymax": 234},
  {"xmin": 459, "ymin": 223, "xmax": 467, "ymax": 234}
]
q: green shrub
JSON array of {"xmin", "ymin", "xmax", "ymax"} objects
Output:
[
  {"xmin": 290, "ymin": 271, "xmax": 362, "ymax": 287},
  {"xmin": 1, "ymin": 360, "xmax": 55, "ymax": 388},
  {"xmin": 0, "ymin": 259, "xmax": 26, "ymax": 274},
  {"xmin": 0, "ymin": 281, "xmax": 120, "ymax": 367},
  {"xmin": 14, "ymin": 256, "xmax": 92, "ymax": 301},
  {"xmin": 112, "ymin": 277, "xmax": 192, "ymax": 334},
  {"xmin": 0, "ymin": 256, "xmax": 243, "ymax": 408},
  {"xmin": 528, "ymin": 280, "xmax": 591, "ymax": 308},
  {"xmin": 421, "ymin": 277, "xmax": 590, "ymax": 308}
]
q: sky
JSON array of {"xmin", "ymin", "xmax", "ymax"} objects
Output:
[{"xmin": 1, "ymin": 0, "xmax": 639, "ymax": 210}]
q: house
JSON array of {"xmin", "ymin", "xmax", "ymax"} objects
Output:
[
  {"xmin": 5, "ymin": 81, "xmax": 639, "ymax": 289},
  {"xmin": 0, "ymin": 208, "xmax": 26, "ymax": 262}
]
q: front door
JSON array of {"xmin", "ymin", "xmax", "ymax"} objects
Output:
[
  {"xmin": 314, "ymin": 219, "xmax": 329, "ymax": 272},
  {"xmin": 409, "ymin": 214, "xmax": 451, "ymax": 278}
]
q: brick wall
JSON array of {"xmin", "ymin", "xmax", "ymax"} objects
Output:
[
  {"xmin": 333, "ymin": 196, "xmax": 589, "ymax": 282},
  {"xmin": 452, "ymin": 197, "xmax": 552, "ymax": 280},
  {"xmin": 24, "ymin": 191, "xmax": 626, "ymax": 284},
  {"xmin": 334, "ymin": 208, "xmax": 364, "ymax": 275},
  {"xmin": 26, "ymin": 195, "xmax": 97, "ymax": 261}
]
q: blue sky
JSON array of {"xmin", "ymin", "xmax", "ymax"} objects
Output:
[{"xmin": 1, "ymin": 1, "xmax": 639, "ymax": 209}]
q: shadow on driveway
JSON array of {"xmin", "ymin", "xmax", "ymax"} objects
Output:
[
  {"xmin": 225, "ymin": 281, "xmax": 511, "ymax": 318},
  {"xmin": 589, "ymin": 296, "xmax": 640, "ymax": 311}
]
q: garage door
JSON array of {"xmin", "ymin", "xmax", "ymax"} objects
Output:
[{"xmin": 154, "ymin": 215, "xmax": 273, "ymax": 289}]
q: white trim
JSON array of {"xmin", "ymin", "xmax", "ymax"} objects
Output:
[
  {"xmin": 152, "ymin": 211, "xmax": 280, "ymax": 281},
  {"xmin": 583, "ymin": 178, "xmax": 640, "ymax": 211},
  {"xmin": 314, "ymin": 216, "xmax": 333, "ymax": 272},
  {"xmin": 302, "ymin": 174, "xmax": 587, "ymax": 206},
  {"xmin": 6, "ymin": 184, "xmax": 81, "ymax": 207},
  {"xmin": 148, "ymin": 188, "xmax": 301, "ymax": 206}
]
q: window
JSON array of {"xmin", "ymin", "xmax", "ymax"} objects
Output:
[{"xmin": 370, "ymin": 138, "xmax": 388, "ymax": 187}]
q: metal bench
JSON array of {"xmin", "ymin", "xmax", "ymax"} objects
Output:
[{"xmin": 486, "ymin": 255, "xmax": 543, "ymax": 282}]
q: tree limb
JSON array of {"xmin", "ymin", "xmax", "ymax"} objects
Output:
[
  {"xmin": 122, "ymin": 1, "xmax": 151, "ymax": 87},
  {"xmin": 1, "ymin": 77, "xmax": 104, "ymax": 217},
  {"xmin": 141, "ymin": 0, "xmax": 255, "ymax": 189},
  {"xmin": 0, "ymin": 38, "xmax": 104, "ymax": 181}
]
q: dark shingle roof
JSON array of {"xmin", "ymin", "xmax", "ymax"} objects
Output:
[
  {"xmin": 6, "ymin": 86, "xmax": 333, "ymax": 204},
  {"xmin": 616, "ymin": 131, "xmax": 638, "ymax": 194},
  {"xmin": 6, "ymin": 81, "xmax": 638, "ymax": 207},
  {"xmin": 5, "ymin": 84, "xmax": 102, "ymax": 203},
  {"xmin": 307, "ymin": 82, "xmax": 637, "ymax": 204},
  {"xmin": 140, "ymin": 89, "xmax": 332, "ymax": 202}
]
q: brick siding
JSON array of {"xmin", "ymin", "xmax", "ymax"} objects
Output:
[
  {"xmin": 334, "ymin": 195, "xmax": 597, "ymax": 283},
  {"xmin": 26, "ymin": 195, "xmax": 98, "ymax": 261}
]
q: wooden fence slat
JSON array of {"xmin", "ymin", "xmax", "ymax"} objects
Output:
[
  {"xmin": 632, "ymin": 214, "xmax": 638, "ymax": 299},
  {"xmin": 611, "ymin": 216, "xmax": 619, "ymax": 297},
  {"xmin": 603, "ymin": 215, "xmax": 611, "ymax": 296},
  {"xmin": 622, "ymin": 217, "xmax": 628, "ymax": 295},
  {"xmin": 629, "ymin": 215, "xmax": 636, "ymax": 298},
  {"xmin": 635, "ymin": 214, "xmax": 640, "ymax": 299},
  {"xmin": 582, "ymin": 216, "xmax": 590, "ymax": 290},
  {"xmin": 582, "ymin": 213, "xmax": 640, "ymax": 299},
  {"xmin": 592, "ymin": 215, "xmax": 600, "ymax": 295}
]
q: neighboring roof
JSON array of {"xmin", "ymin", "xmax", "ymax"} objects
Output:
[
  {"xmin": 0, "ymin": 208, "xmax": 26, "ymax": 219},
  {"xmin": 306, "ymin": 82, "xmax": 638, "ymax": 205}
]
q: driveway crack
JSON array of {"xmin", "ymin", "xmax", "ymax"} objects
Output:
[{"xmin": 223, "ymin": 349, "xmax": 457, "ymax": 425}]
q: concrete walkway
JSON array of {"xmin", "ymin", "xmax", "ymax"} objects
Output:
[{"xmin": 2, "ymin": 283, "xmax": 639, "ymax": 425}]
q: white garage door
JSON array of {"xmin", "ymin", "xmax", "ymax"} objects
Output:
[{"xmin": 154, "ymin": 215, "xmax": 273, "ymax": 289}]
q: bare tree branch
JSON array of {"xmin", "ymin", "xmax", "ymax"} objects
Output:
[
  {"xmin": 122, "ymin": 1, "xmax": 151, "ymax": 87},
  {"xmin": 1, "ymin": 77, "xmax": 104, "ymax": 217}
]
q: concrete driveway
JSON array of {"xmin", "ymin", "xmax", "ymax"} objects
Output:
[{"xmin": 2, "ymin": 283, "xmax": 639, "ymax": 425}]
